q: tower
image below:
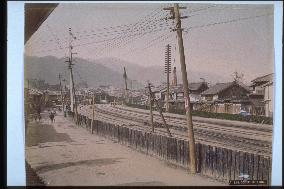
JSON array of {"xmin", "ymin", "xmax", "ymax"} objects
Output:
[{"xmin": 172, "ymin": 66, "xmax": 177, "ymax": 86}]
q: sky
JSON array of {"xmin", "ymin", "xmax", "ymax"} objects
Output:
[{"xmin": 24, "ymin": 2, "xmax": 274, "ymax": 83}]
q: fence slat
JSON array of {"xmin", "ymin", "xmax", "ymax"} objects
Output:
[
  {"xmin": 184, "ymin": 140, "xmax": 189, "ymax": 167},
  {"xmin": 239, "ymin": 151, "xmax": 244, "ymax": 177},
  {"xmin": 74, "ymin": 117, "xmax": 271, "ymax": 185},
  {"xmin": 195, "ymin": 143, "xmax": 201, "ymax": 173},
  {"xmin": 254, "ymin": 155, "xmax": 260, "ymax": 180},
  {"xmin": 200, "ymin": 144, "xmax": 206, "ymax": 175}
]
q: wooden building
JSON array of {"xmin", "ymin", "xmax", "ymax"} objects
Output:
[
  {"xmin": 200, "ymin": 81, "xmax": 251, "ymax": 114},
  {"xmin": 249, "ymin": 73, "xmax": 273, "ymax": 116},
  {"xmin": 152, "ymin": 82, "xmax": 209, "ymax": 111}
]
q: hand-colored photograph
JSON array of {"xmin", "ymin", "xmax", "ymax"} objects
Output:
[{"xmin": 24, "ymin": 2, "xmax": 274, "ymax": 186}]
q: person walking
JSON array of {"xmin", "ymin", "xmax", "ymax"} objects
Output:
[
  {"xmin": 53, "ymin": 112, "xmax": 56, "ymax": 123},
  {"xmin": 33, "ymin": 114, "xmax": 38, "ymax": 122},
  {"xmin": 38, "ymin": 113, "xmax": 42, "ymax": 122},
  {"xmin": 49, "ymin": 112, "xmax": 54, "ymax": 123}
]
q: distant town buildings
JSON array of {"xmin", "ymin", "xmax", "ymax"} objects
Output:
[{"xmin": 25, "ymin": 73, "xmax": 274, "ymax": 117}]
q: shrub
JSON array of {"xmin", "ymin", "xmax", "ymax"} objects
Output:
[{"xmin": 125, "ymin": 103, "xmax": 273, "ymax": 125}]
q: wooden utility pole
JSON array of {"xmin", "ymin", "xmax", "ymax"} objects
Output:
[
  {"xmin": 164, "ymin": 3, "xmax": 197, "ymax": 174},
  {"xmin": 147, "ymin": 82, "xmax": 154, "ymax": 132},
  {"xmin": 91, "ymin": 94, "xmax": 95, "ymax": 134},
  {"xmin": 130, "ymin": 79, "xmax": 133, "ymax": 104},
  {"xmin": 123, "ymin": 67, "xmax": 128, "ymax": 103},
  {"xmin": 62, "ymin": 78, "xmax": 67, "ymax": 117},
  {"xmin": 58, "ymin": 73, "xmax": 64, "ymax": 112},
  {"xmin": 66, "ymin": 27, "xmax": 78, "ymax": 123},
  {"xmin": 148, "ymin": 83, "xmax": 172, "ymax": 137},
  {"xmin": 165, "ymin": 44, "xmax": 172, "ymax": 112}
]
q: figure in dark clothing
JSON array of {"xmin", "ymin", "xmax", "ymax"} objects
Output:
[
  {"xmin": 49, "ymin": 112, "xmax": 55, "ymax": 123},
  {"xmin": 37, "ymin": 106, "xmax": 41, "ymax": 116},
  {"xmin": 34, "ymin": 114, "xmax": 38, "ymax": 122},
  {"xmin": 38, "ymin": 114, "xmax": 42, "ymax": 122}
]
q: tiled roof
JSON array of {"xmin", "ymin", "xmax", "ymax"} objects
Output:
[
  {"xmin": 201, "ymin": 82, "xmax": 233, "ymax": 95},
  {"xmin": 44, "ymin": 90, "xmax": 61, "ymax": 95},
  {"xmin": 170, "ymin": 84, "xmax": 183, "ymax": 93},
  {"xmin": 261, "ymin": 81, "xmax": 273, "ymax": 87},
  {"xmin": 251, "ymin": 73, "xmax": 274, "ymax": 83},
  {"xmin": 162, "ymin": 82, "xmax": 207, "ymax": 93},
  {"xmin": 29, "ymin": 88, "xmax": 43, "ymax": 95},
  {"xmin": 151, "ymin": 83, "xmax": 167, "ymax": 92},
  {"xmin": 189, "ymin": 82, "xmax": 206, "ymax": 90},
  {"xmin": 201, "ymin": 82, "xmax": 250, "ymax": 95}
]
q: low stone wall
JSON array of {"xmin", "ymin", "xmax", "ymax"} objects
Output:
[{"xmin": 75, "ymin": 113, "xmax": 271, "ymax": 184}]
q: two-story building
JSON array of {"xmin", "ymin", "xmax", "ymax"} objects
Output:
[{"xmin": 249, "ymin": 73, "xmax": 273, "ymax": 116}]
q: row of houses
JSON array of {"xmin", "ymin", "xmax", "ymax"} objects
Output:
[
  {"xmin": 147, "ymin": 73, "xmax": 273, "ymax": 117},
  {"xmin": 25, "ymin": 73, "xmax": 274, "ymax": 117}
]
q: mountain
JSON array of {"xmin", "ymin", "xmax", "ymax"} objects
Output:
[
  {"xmin": 96, "ymin": 57, "xmax": 232, "ymax": 86},
  {"xmin": 97, "ymin": 58, "xmax": 164, "ymax": 86},
  {"xmin": 24, "ymin": 56, "xmax": 143, "ymax": 89},
  {"xmin": 24, "ymin": 56, "xmax": 232, "ymax": 90}
]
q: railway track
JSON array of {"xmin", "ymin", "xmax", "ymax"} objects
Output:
[{"xmin": 77, "ymin": 104, "xmax": 272, "ymax": 157}]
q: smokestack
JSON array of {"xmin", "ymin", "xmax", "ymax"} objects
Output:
[{"xmin": 172, "ymin": 67, "xmax": 177, "ymax": 86}]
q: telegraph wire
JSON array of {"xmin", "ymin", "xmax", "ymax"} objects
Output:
[{"xmin": 183, "ymin": 12, "xmax": 273, "ymax": 33}]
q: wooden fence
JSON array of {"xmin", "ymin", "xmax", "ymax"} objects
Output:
[{"xmin": 75, "ymin": 113, "xmax": 271, "ymax": 184}]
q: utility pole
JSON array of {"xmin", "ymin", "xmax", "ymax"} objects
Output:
[
  {"xmin": 62, "ymin": 78, "xmax": 67, "ymax": 117},
  {"xmin": 130, "ymin": 79, "xmax": 133, "ymax": 104},
  {"xmin": 164, "ymin": 3, "xmax": 197, "ymax": 174},
  {"xmin": 66, "ymin": 27, "xmax": 78, "ymax": 123},
  {"xmin": 147, "ymin": 82, "xmax": 154, "ymax": 132},
  {"xmin": 165, "ymin": 44, "xmax": 172, "ymax": 112},
  {"xmin": 123, "ymin": 67, "xmax": 128, "ymax": 103},
  {"xmin": 91, "ymin": 93, "xmax": 95, "ymax": 134},
  {"xmin": 58, "ymin": 73, "xmax": 64, "ymax": 112},
  {"xmin": 148, "ymin": 82, "xmax": 172, "ymax": 137}
]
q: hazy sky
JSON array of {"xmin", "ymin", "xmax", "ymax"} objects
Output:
[{"xmin": 25, "ymin": 2, "xmax": 274, "ymax": 83}]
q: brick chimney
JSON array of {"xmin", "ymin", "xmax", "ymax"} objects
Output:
[{"xmin": 172, "ymin": 67, "xmax": 177, "ymax": 86}]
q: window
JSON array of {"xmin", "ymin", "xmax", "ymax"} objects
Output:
[{"xmin": 205, "ymin": 96, "xmax": 213, "ymax": 101}]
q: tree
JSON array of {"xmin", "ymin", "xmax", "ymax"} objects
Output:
[{"xmin": 232, "ymin": 71, "xmax": 244, "ymax": 83}]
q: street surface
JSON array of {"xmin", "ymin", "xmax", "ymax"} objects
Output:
[{"xmin": 25, "ymin": 111, "xmax": 224, "ymax": 186}]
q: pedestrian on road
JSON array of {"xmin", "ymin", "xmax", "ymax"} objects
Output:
[
  {"xmin": 38, "ymin": 114, "xmax": 42, "ymax": 122},
  {"xmin": 53, "ymin": 112, "xmax": 56, "ymax": 123},
  {"xmin": 49, "ymin": 112, "xmax": 55, "ymax": 123},
  {"xmin": 34, "ymin": 114, "xmax": 38, "ymax": 122}
]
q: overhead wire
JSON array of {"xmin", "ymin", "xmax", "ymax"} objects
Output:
[
  {"xmin": 30, "ymin": 5, "xmax": 168, "ymax": 45},
  {"xmin": 85, "ymin": 13, "xmax": 173, "ymax": 57},
  {"xmin": 29, "ymin": 4, "xmax": 273, "ymax": 62},
  {"xmin": 183, "ymin": 12, "xmax": 273, "ymax": 33},
  {"xmin": 30, "ymin": 7, "xmax": 170, "ymax": 54}
]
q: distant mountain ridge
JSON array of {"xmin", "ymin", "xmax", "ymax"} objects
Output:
[
  {"xmin": 24, "ymin": 56, "xmax": 143, "ymax": 89},
  {"xmin": 96, "ymin": 57, "xmax": 232, "ymax": 85},
  {"xmin": 24, "ymin": 56, "xmax": 231, "ymax": 89}
]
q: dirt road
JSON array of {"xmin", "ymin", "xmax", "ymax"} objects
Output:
[{"xmin": 25, "ymin": 111, "xmax": 224, "ymax": 186}]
